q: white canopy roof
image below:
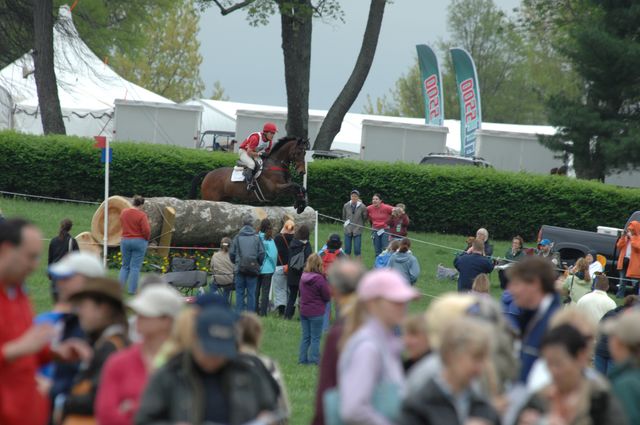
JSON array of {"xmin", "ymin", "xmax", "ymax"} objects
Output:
[
  {"xmin": 0, "ymin": 5, "xmax": 172, "ymax": 137},
  {"xmin": 187, "ymin": 99, "xmax": 556, "ymax": 154}
]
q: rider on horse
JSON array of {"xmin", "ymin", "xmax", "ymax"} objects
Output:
[{"xmin": 238, "ymin": 122, "xmax": 277, "ymax": 190}]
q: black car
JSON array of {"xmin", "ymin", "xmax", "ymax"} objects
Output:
[{"xmin": 419, "ymin": 154, "xmax": 493, "ymax": 168}]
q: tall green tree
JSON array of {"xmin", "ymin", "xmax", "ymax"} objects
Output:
[
  {"xmin": 534, "ymin": 0, "xmax": 640, "ymax": 180},
  {"xmin": 110, "ymin": 0, "xmax": 205, "ymax": 102},
  {"xmin": 365, "ymin": 0, "xmax": 573, "ymax": 125}
]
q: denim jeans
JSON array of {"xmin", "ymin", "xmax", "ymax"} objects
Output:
[
  {"xmin": 299, "ymin": 315, "xmax": 324, "ymax": 364},
  {"xmin": 235, "ymin": 273, "xmax": 258, "ymax": 312},
  {"xmin": 256, "ymin": 273, "xmax": 273, "ymax": 316},
  {"xmin": 322, "ymin": 302, "xmax": 331, "ymax": 332},
  {"xmin": 344, "ymin": 233, "xmax": 362, "ymax": 257},
  {"xmin": 211, "ymin": 283, "xmax": 233, "ymax": 306},
  {"xmin": 616, "ymin": 269, "xmax": 638, "ymax": 298},
  {"xmin": 371, "ymin": 230, "xmax": 388, "ymax": 257},
  {"xmin": 594, "ymin": 354, "xmax": 615, "ymax": 375},
  {"xmin": 119, "ymin": 238, "xmax": 148, "ymax": 294}
]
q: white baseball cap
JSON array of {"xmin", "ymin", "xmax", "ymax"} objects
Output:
[
  {"xmin": 49, "ymin": 252, "xmax": 106, "ymax": 279},
  {"xmin": 127, "ymin": 284, "xmax": 184, "ymax": 318}
]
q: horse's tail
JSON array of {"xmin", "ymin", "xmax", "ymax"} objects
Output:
[{"xmin": 189, "ymin": 171, "xmax": 208, "ymax": 199}]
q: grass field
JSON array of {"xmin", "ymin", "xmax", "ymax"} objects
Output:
[{"xmin": 0, "ymin": 196, "xmax": 515, "ymax": 424}]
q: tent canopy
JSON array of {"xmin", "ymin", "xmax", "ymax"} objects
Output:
[{"xmin": 0, "ymin": 5, "xmax": 172, "ymax": 138}]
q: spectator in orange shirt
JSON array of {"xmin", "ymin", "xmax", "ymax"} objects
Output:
[{"xmin": 119, "ymin": 195, "xmax": 151, "ymax": 295}]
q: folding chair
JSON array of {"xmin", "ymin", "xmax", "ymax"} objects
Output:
[{"xmin": 163, "ymin": 257, "xmax": 208, "ymax": 297}]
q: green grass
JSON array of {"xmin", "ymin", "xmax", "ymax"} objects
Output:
[{"xmin": 0, "ymin": 196, "xmax": 515, "ymax": 424}]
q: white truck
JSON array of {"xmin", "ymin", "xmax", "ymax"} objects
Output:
[{"xmin": 113, "ymin": 100, "xmax": 203, "ymax": 149}]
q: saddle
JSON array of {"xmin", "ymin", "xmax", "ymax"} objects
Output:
[{"xmin": 232, "ymin": 160, "xmax": 263, "ymax": 182}]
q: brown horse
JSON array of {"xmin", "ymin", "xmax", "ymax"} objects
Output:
[{"xmin": 189, "ymin": 137, "xmax": 309, "ymax": 213}]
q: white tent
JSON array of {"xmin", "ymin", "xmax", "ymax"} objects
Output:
[{"xmin": 0, "ymin": 5, "xmax": 172, "ymax": 138}]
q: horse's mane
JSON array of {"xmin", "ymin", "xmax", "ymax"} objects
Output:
[{"xmin": 268, "ymin": 137, "xmax": 299, "ymax": 155}]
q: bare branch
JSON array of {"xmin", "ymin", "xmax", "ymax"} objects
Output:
[{"xmin": 212, "ymin": 0, "xmax": 256, "ymax": 15}]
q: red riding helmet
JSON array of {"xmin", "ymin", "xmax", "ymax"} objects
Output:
[{"xmin": 263, "ymin": 122, "xmax": 278, "ymax": 134}]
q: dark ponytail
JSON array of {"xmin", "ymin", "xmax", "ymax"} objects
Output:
[
  {"xmin": 59, "ymin": 218, "xmax": 73, "ymax": 240},
  {"xmin": 398, "ymin": 237, "xmax": 411, "ymax": 253}
]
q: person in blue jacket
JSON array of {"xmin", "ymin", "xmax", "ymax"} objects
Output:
[
  {"xmin": 256, "ymin": 219, "xmax": 278, "ymax": 316},
  {"xmin": 388, "ymin": 238, "xmax": 421, "ymax": 286}
]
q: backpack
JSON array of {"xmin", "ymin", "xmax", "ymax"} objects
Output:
[
  {"xmin": 321, "ymin": 249, "xmax": 340, "ymax": 274},
  {"xmin": 289, "ymin": 246, "xmax": 306, "ymax": 273},
  {"xmin": 374, "ymin": 252, "xmax": 391, "ymax": 269}
]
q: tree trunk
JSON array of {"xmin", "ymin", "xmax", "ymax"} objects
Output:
[
  {"xmin": 33, "ymin": 0, "xmax": 65, "ymax": 134},
  {"xmin": 279, "ymin": 0, "xmax": 312, "ymax": 139},
  {"xmin": 313, "ymin": 0, "xmax": 386, "ymax": 151},
  {"xmin": 91, "ymin": 196, "xmax": 317, "ymax": 247}
]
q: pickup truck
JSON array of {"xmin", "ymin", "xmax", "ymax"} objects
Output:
[{"xmin": 538, "ymin": 211, "xmax": 640, "ymax": 274}]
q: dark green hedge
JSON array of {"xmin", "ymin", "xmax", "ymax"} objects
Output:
[{"xmin": 2, "ymin": 131, "xmax": 639, "ymax": 239}]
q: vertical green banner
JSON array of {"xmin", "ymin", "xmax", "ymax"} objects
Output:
[
  {"xmin": 416, "ymin": 44, "xmax": 444, "ymax": 126},
  {"xmin": 450, "ymin": 48, "xmax": 482, "ymax": 157}
]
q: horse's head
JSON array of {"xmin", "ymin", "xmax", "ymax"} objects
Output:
[{"xmin": 270, "ymin": 136, "xmax": 309, "ymax": 175}]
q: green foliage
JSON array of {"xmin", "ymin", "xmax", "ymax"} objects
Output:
[
  {"xmin": 109, "ymin": 0, "xmax": 205, "ymax": 102},
  {"xmin": 0, "ymin": 131, "xmax": 236, "ymax": 201},
  {"xmin": 3, "ymin": 131, "xmax": 640, "ymax": 240},
  {"xmin": 534, "ymin": 0, "xmax": 640, "ymax": 181},
  {"xmin": 365, "ymin": 0, "xmax": 580, "ymax": 125},
  {"xmin": 210, "ymin": 81, "xmax": 230, "ymax": 101}
]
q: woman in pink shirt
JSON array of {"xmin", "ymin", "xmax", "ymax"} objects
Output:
[
  {"xmin": 96, "ymin": 285, "xmax": 183, "ymax": 425},
  {"xmin": 366, "ymin": 194, "xmax": 394, "ymax": 258}
]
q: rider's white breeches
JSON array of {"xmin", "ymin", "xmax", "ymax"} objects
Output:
[{"xmin": 239, "ymin": 149, "xmax": 257, "ymax": 170}]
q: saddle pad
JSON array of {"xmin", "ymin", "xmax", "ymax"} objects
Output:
[
  {"xmin": 230, "ymin": 166, "xmax": 262, "ymax": 182},
  {"xmin": 231, "ymin": 167, "xmax": 245, "ymax": 182}
]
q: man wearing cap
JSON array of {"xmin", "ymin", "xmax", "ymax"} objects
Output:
[
  {"xmin": 39, "ymin": 252, "xmax": 106, "ymax": 418},
  {"xmin": 239, "ymin": 122, "xmax": 278, "ymax": 190},
  {"xmin": 536, "ymin": 239, "xmax": 560, "ymax": 267},
  {"xmin": 342, "ymin": 189, "xmax": 368, "ymax": 259},
  {"xmin": 136, "ymin": 305, "xmax": 279, "ymax": 425},
  {"xmin": 62, "ymin": 278, "xmax": 129, "ymax": 422},
  {"xmin": 604, "ymin": 310, "xmax": 640, "ymax": 425},
  {"xmin": 96, "ymin": 284, "xmax": 183, "ymax": 425},
  {"xmin": 312, "ymin": 259, "xmax": 365, "ymax": 425},
  {"xmin": 0, "ymin": 219, "xmax": 89, "ymax": 425}
]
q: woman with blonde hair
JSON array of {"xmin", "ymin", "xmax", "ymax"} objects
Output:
[
  {"xmin": 399, "ymin": 318, "xmax": 500, "ymax": 425},
  {"xmin": 333, "ymin": 269, "xmax": 418, "ymax": 425},
  {"xmin": 298, "ymin": 254, "xmax": 331, "ymax": 365},
  {"xmin": 560, "ymin": 257, "xmax": 592, "ymax": 304}
]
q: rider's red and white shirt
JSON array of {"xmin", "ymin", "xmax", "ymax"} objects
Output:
[{"xmin": 240, "ymin": 132, "xmax": 273, "ymax": 154}]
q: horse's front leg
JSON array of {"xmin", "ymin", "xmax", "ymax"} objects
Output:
[{"xmin": 274, "ymin": 182, "xmax": 307, "ymax": 213}]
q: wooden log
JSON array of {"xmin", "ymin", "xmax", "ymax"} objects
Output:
[
  {"xmin": 91, "ymin": 196, "xmax": 132, "ymax": 246},
  {"xmin": 149, "ymin": 206, "xmax": 175, "ymax": 257},
  {"xmin": 91, "ymin": 196, "xmax": 316, "ymax": 247},
  {"xmin": 75, "ymin": 231, "xmax": 102, "ymax": 256}
]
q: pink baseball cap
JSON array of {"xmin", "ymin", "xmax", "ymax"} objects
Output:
[{"xmin": 357, "ymin": 269, "xmax": 420, "ymax": 303}]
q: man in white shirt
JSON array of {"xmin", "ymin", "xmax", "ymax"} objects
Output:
[{"xmin": 577, "ymin": 275, "xmax": 617, "ymax": 325}]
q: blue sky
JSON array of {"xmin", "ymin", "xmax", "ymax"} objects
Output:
[{"xmin": 197, "ymin": 0, "xmax": 521, "ymax": 112}]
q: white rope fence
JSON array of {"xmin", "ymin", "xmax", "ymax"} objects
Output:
[{"xmin": 3, "ymin": 189, "xmax": 633, "ymax": 285}]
